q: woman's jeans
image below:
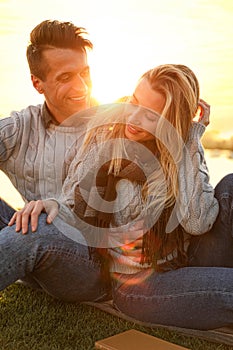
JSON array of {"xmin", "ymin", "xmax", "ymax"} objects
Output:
[
  {"xmin": 113, "ymin": 174, "xmax": 233, "ymax": 330},
  {"xmin": 0, "ymin": 201, "xmax": 110, "ymax": 302}
]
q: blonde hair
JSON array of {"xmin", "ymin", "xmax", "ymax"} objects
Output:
[
  {"xmin": 82, "ymin": 64, "xmax": 200, "ymax": 208},
  {"xmin": 142, "ymin": 64, "xmax": 199, "ymax": 141},
  {"xmin": 141, "ymin": 64, "xmax": 200, "ymax": 207}
]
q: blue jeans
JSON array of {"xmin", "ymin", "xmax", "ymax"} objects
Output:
[
  {"xmin": 188, "ymin": 173, "xmax": 233, "ymax": 267},
  {"xmin": 0, "ymin": 200, "xmax": 110, "ymax": 302},
  {"xmin": 113, "ymin": 174, "xmax": 233, "ymax": 330}
]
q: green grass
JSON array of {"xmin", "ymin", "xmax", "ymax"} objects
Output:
[{"xmin": 0, "ymin": 284, "xmax": 232, "ymax": 350}]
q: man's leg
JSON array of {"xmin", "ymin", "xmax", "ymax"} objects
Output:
[
  {"xmin": 113, "ymin": 267, "xmax": 233, "ymax": 330},
  {"xmin": 188, "ymin": 173, "xmax": 233, "ymax": 267},
  {"xmin": 0, "ymin": 198, "xmax": 15, "ymax": 229},
  {"xmin": 0, "ymin": 213, "xmax": 111, "ymax": 302},
  {"xmin": 0, "ymin": 199, "xmax": 42, "ymax": 289}
]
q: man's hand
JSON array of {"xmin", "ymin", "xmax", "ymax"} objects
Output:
[{"xmin": 8, "ymin": 200, "xmax": 59, "ymax": 234}]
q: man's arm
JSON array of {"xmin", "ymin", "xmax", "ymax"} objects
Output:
[{"xmin": 0, "ymin": 115, "xmax": 20, "ymax": 163}]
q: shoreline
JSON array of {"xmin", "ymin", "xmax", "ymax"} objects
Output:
[{"xmin": 0, "ymin": 149, "xmax": 232, "ymax": 210}]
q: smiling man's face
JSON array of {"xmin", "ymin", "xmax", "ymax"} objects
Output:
[{"xmin": 31, "ymin": 48, "xmax": 92, "ymax": 123}]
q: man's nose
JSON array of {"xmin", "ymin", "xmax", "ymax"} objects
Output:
[{"xmin": 73, "ymin": 74, "xmax": 89, "ymax": 92}]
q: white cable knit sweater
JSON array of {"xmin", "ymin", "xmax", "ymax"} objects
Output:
[
  {"xmin": 56, "ymin": 122, "xmax": 220, "ymax": 274},
  {"xmin": 0, "ymin": 104, "xmax": 86, "ymax": 204}
]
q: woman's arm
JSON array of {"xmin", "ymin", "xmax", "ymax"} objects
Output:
[{"xmin": 174, "ymin": 121, "xmax": 219, "ymax": 235}]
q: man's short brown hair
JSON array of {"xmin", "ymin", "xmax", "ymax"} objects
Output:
[{"xmin": 26, "ymin": 19, "xmax": 93, "ymax": 80}]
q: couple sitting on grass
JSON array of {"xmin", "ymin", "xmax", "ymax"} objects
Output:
[{"xmin": 1, "ymin": 19, "xmax": 233, "ymax": 331}]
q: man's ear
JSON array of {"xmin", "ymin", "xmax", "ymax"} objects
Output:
[{"xmin": 31, "ymin": 75, "xmax": 44, "ymax": 94}]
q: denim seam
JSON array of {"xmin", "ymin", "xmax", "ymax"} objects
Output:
[
  {"xmin": 38, "ymin": 246, "xmax": 88, "ymax": 258},
  {"xmin": 118, "ymin": 290, "xmax": 233, "ymax": 300},
  {"xmin": 218, "ymin": 193, "xmax": 232, "ymax": 201},
  {"xmin": 36, "ymin": 247, "xmax": 100, "ymax": 268}
]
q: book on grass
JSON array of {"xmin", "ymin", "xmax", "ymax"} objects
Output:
[{"xmin": 95, "ymin": 329, "xmax": 191, "ymax": 350}]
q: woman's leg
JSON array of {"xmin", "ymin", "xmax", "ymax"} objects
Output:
[
  {"xmin": 188, "ymin": 173, "xmax": 233, "ymax": 267},
  {"xmin": 0, "ymin": 213, "xmax": 111, "ymax": 302},
  {"xmin": 113, "ymin": 267, "xmax": 233, "ymax": 330}
]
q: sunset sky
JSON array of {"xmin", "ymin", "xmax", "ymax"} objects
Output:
[
  {"xmin": 0, "ymin": 0, "xmax": 233, "ymax": 132},
  {"xmin": 0, "ymin": 0, "xmax": 232, "ymax": 205}
]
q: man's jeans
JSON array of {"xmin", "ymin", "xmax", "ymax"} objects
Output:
[
  {"xmin": 0, "ymin": 201, "xmax": 110, "ymax": 302},
  {"xmin": 113, "ymin": 174, "xmax": 233, "ymax": 330}
]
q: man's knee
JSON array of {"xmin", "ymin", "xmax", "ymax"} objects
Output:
[{"xmin": 215, "ymin": 173, "xmax": 233, "ymax": 199}]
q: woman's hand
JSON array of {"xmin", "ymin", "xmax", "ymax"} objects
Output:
[
  {"xmin": 121, "ymin": 236, "xmax": 143, "ymax": 263},
  {"xmin": 8, "ymin": 199, "xmax": 59, "ymax": 234},
  {"xmin": 193, "ymin": 99, "xmax": 210, "ymax": 126},
  {"xmin": 110, "ymin": 219, "xmax": 146, "ymax": 263}
]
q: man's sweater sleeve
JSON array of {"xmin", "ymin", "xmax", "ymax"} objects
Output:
[
  {"xmin": 0, "ymin": 115, "xmax": 20, "ymax": 162},
  {"xmin": 173, "ymin": 122, "xmax": 219, "ymax": 235}
]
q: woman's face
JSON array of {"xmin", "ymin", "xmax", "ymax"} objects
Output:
[{"xmin": 125, "ymin": 78, "xmax": 165, "ymax": 142}]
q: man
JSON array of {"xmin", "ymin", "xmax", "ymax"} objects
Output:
[{"xmin": 0, "ymin": 19, "xmax": 110, "ymax": 302}]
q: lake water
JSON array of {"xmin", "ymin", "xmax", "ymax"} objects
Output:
[
  {"xmin": 205, "ymin": 149, "xmax": 233, "ymax": 185},
  {"xmin": 0, "ymin": 149, "xmax": 232, "ymax": 210},
  {"xmin": 0, "ymin": 1, "xmax": 233, "ymax": 208}
]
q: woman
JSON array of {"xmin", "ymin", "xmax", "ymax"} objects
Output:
[
  {"xmin": 62, "ymin": 63, "xmax": 233, "ymax": 330},
  {"xmin": 10, "ymin": 64, "xmax": 233, "ymax": 330}
]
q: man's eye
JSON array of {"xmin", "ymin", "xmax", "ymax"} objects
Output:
[
  {"xmin": 81, "ymin": 68, "xmax": 90, "ymax": 78},
  {"xmin": 60, "ymin": 74, "xmax": 71, "ymax": 82}
]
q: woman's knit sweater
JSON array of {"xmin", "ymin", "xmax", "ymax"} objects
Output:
[{"xmin": 56, "ymin": 122, "xmax": 219, "ymax": 274}]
